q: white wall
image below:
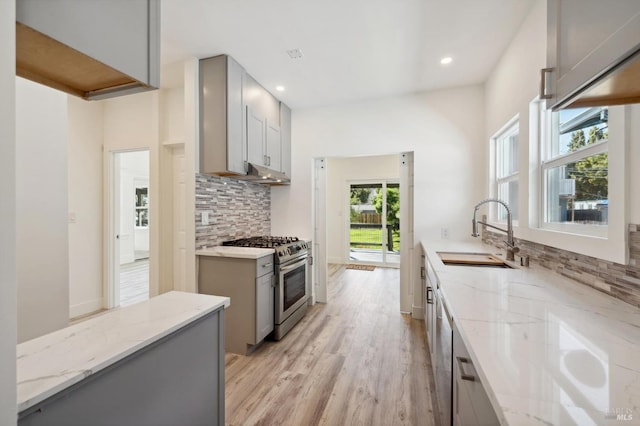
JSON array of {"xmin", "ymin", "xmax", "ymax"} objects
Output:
[
  {"xmin": 0, "ymin": 1, "xmax": 17, "ymax": 422},
  {"xmin": 484, "ymin": 0, "xmax": 640, "ymax": 264},
  {"xmin": 16, "ymin": 77, "xmax": 70, "ymax": 342},
  {"xmin": 326, "ymin": 155, "xmax": 400, "ymax": 263},
  {"xmin": 68, "ymin": 97, "xmax": 104, "ymax": 318},
  {"xmin": 271, "ymin": 85, "xmax": 487, "ymax": 302},
  {"xmin": 160, "ymin": 87, "xmax": 185, "ymax": 143},
  {"xmin": 103, "ymin": 91, "xmax": 161, "ymax": 298}
]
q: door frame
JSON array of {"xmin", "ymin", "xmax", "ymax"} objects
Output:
[
  {"xmin": 104, "ymin": 148, "xmax": 150, "ymax": 309},
  {"xmin": 313, "ymin": 152, "xmax": 414, "ymax": 313}
]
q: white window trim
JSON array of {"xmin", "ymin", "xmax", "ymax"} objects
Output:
[
  {"xmin": 522, "ymin": 100, "xmax": 628, "ymax": 265},
  {"xmin": 490, "ymin": 115, "xmax": 519, "ymax": 224},
  {"xmin": 540, "ymin": 108, "xmax": 609, "ymax": 238}
]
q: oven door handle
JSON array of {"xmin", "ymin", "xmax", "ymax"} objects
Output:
[{"xmin": 279, "ymin": 258, "xmax": 308, "ymax": 274}]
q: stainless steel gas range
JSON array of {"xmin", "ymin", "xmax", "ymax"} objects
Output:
[{"xmin": 223, "ymin": 236, "xmax": 312, "ymax": 340}]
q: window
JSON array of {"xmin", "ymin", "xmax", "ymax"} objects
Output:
[
  {"xmin": 541, "ymin": 107, "xmax": 608, "ymax": 235},
  {"xmin": 135, "ymin": 186, "xmax": 149, "ymax": 227},
  {"xmin": 492, "ymin": 118, "xmax": 519, "ymax": 221}
]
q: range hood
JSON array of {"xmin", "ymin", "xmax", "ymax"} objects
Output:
[{"xmin": 238, "ymin": 163, "xmax": 290, "ymax": 185}]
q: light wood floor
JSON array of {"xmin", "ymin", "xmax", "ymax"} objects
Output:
[
  {"xmin": 120, "ymin": 259, "xmax": 149, "ymax": 307},
  {"xmin": 224, "ymin": 264, "xmax": 436, "ymax": 426}
]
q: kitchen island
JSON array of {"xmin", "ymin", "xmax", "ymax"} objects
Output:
[
  {"xmin": 423, "ymin": 240, "xmax": 640, "ymax": 425},
  {"xmin": 17, "ymin": 291, "xmax": 230, "ymax": 426}
]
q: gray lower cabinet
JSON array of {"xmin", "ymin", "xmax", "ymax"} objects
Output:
[
  {"xmin": 198, "ymin": 254, "xmax": 275, "ymax": 354},
  {"xmin": 18, "ymin": 308, "xmax": 225, "ymax": 426},
  {"xmin": 453, "ymin": 323, "xmax": 499, "ymax": 426}
]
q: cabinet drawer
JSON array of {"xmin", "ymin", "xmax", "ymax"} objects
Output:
[{"xmin": 256, "ymin": 255, "xmax": 274, "ymax": 277}]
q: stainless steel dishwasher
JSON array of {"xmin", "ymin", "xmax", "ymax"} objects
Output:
[{"xmin": 434, "ymin": 288, "xmax": 453, "ymax": 426}]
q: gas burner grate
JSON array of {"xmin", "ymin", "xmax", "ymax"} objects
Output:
[{"xmin": 223, "ymin": 236, "xmax": 300, "ymax": 248}]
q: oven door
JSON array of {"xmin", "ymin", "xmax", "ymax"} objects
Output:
[{"xmin": 275, "ymin": 257, "xmax": 309, "ymax": 324}]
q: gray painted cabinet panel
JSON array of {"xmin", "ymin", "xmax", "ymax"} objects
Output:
[
  {"xmin": 280, "ymin": 102, "xmax": 292, "ymax": 178},
  {"xmin": 452, "ymin": 323, "xmax": 499, "ymax": 426},
  {"xmin": 198, "ymin": 255, "xmax": 274, "ymax": 354},
  {"xmin": 247, "ymin": 106, "xmax": 266, "ymax": 167},
  {"xmin": 200, "ymin": 55, "xmax": 246, "ymax": 175},
  {"xmin": 18, "ymin": 309, "xmax": 225, "ymax": 426},
  {"xmin": 256, "ymin": 273, "xmax": 275, "ymax": 342},
  {"xmin": 199, "ymin": 54, "xmax": 291, "ymax": 178},
  {"xmin": 546, "ymin": 0, "xmax": 640, "ymax": 108},
  {"xmin": 17, "ymin": 0, "xmax": 159, "ymax": 87},
  {"xmin": 266, "ymin": 120, "xmax": 281, "ymax": 171}
]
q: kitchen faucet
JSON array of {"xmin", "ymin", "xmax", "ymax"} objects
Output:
[{"xmin": 471, "ymin": 198, "xmax": 519, "ymax": 261}]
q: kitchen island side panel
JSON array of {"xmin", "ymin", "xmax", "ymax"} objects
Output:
[{"xmin": 18, "ymin": 308, "xmax": 225, "ymax": 426}]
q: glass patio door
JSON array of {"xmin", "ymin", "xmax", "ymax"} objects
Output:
[{"xmin": 348, "ymin": 182, "xmax": 400, "ymax": 266}]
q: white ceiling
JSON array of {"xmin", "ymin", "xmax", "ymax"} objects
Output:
[{"xmin": 161, "ymin": 0, "xmax": 535, "ymax": 109}]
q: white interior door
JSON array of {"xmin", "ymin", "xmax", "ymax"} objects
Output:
[{"xmin": 172, "ymin": 147, "xmax": 187, "ymax": 291}]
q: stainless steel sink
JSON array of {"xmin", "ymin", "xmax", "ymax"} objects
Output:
[{"xmin": 436, "ymin": 251, "xmax": 515, "ymax": 269}]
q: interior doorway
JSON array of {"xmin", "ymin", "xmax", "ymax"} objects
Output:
[
  {"xmin": 107, "ymin": 150, "xmax": 150, "ymax": 308},
  {"xmin": 313, "ymin": 152, "xmax": 414, "ymax": 313},
  {"xmin": 348, "ymin": 181, "xmax": 400, "ymax": 266}
]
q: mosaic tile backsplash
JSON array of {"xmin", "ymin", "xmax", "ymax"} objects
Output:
[
  {"xmin": 195, "ymin": 174, "xmax": 270, "ymax": 249},
  {"xmin": 483, "ymin": 224, "xmax": 640, "ymax": 308}
]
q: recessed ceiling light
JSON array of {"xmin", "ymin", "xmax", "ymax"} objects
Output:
[
  {"xmin": 440, "ymin": 56, "xmax": 453, "ymax": 65},
  {"xmin": 286, "ymin": 49, "xmax": 303, "ymax": 59},
  {"xmin": 276, "ymin": 85, "xmax": 285, "ymax": 92}
]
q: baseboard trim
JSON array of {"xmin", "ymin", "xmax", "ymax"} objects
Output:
[
  {"xmin": 412, "ymin": 305, "xmax": 424, "ymax": 320},
  {"xmin": 70, "ymin": 298, "xmax": 103, "ymax": 319}
]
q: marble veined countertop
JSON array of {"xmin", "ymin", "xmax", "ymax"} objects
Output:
[
  {"xmin": 17, "ymin": 291, "xmax": 230, "ymax": 412},
  {"xmin": 196, "ymin": 246, "xmax": 275, "ymax": 259},
  {"xmin": 423, "ymin": 240, "xmax": 640, "ymax": 425}
]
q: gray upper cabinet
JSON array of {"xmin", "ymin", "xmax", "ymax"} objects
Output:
[
  {"xmin": 280, "ymin": 102, "xmax": 292, "ymax": 178},
  {"xmin": 200, "ymin": 54, "xmax": 292, "ymax": 183},
  {"xmin": 200, "ymin": 55, "xmax": 247, "ymax": 175},
  {"xmin": 244, "ymin": 73, "xmax": 283, "ymax": 172},
  {"xmin": 16, "ymin": 0, "xmax": 160, "ymax": 100},
  {"xmin": 246, "ymin": 106, "xmax": 266, "ymax": 168},
  {"xmin": 266, "ymin": 120, "xmax": 282, "ymax": 172},
  {"xmin": 544, "ymin": 0, "xmax": 640, "ymax": 109}
]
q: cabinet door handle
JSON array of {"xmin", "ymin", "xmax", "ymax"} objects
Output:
[
  {"xmin": 456, "ymin": 357, "xmax": 475, "ymax": 381},
  {"xmin": 420, "ymin": 266, "xmax": 425, "ymax": 279},
  {"xmin": 540, "ymin": 67, "xmax": 553, "ymax": 100},
  {"xmin": 426, "ymin": 287, "xmax": 433, "ymax": 304},
  {"xmin": 262, "ymin": 262, "xmax": 273, "ymax": 268}
]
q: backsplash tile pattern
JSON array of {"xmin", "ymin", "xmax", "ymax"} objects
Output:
[
  {"xmin": 195, "ymin": 174, "xmax": 270, "ymax": 249},
  {"xmin": 483, "ymin": 224, "xmax": 640, "ymax": 308}
]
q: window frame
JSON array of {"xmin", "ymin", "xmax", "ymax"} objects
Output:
[
  {"xmin": 539, "ymin": 107, "xmax": 609, "ymax": 238},
  {"xmin": 490, "ymin": 115, "xmax": 520, "ymax": 224}
]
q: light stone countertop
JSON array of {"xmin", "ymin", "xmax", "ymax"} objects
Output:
[
  {"xmin": 422, "ymin": 240, "xmax": 640, "ymax": 425},
  {"xmin": 17, "ymin": 291, "xmax": 230, "ymax": 412},
  {"xmin": 196, "ymin": 246, "xmax": 275, "ymax": 259}
]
